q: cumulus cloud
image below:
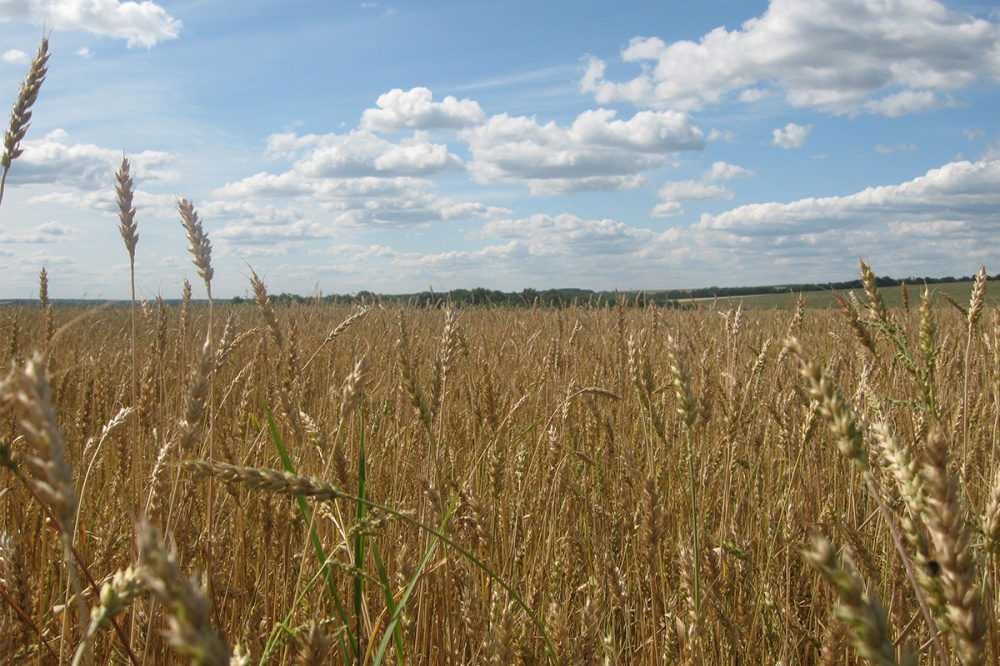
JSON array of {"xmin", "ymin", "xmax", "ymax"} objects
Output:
[
  {"xmin": 251, "ymin": 129, "xmax": 462, "ymax": 180},
  {"xmin": 2, "ymin": 49, "xmax": 29, "ymax": 64},
  {"xmin": 0, "ymin": 221, "xmax": 82, "ymax": 243},
  {"xmin": 218, "ymin": 129, "xmax": 507, "ymax": 229},
  {"xmin": 361, "ymin": 87, "xmax": 485, "ymax": 131},
  {"xmin": 650, "ymin": 201, "xmax": 685, "ymax": 218},
  {"xmin": 772, "ymin": 123, "xmax": 810, "ymax": 149},
  {"xmin": 658, "ymin": 181, "xmax": 734, "ymax": 202},
  {"xmin": 214, "ymin": 219, "xmax": 336, "ymax": 247},
  {"xmin": 482, "ymin": 214, "xmax": 658, "ymax": 255},
  {"xmin": 861, "ymin": 90, "xmax": 959, "ymax": 117},
  {"xmin": 7, "ymin": 129, "xmax": 177, "ymax": 194},
  {"xmin": 696, "ymin": 157, "xmax": 1000, "ymax": 238},
  {"xmin": 382, "ymin": 214, "xmax": 699, "ymax": 289},
  {"xmin": 581, "ymin": 0, "xmax": 1000, "ymax": 116},
  {"xmin": 462, "ymin": 108, "xmax": 705, "ymax": 194},
  {"xmin": 705, "ymin": 161, "xmax": 754, "ymax": 181},
  {"xmin": 652, "ymin": 161, "xmax": 754, "ymax": 217},
  {"xmin": 1, "ymin": 0, "xmax": 181, "ymax": 48},
  {"xmin": 707, "ymin": 128, "xmax": 737, "ymax": 143}
]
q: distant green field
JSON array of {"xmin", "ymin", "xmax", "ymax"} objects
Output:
[{"xmin": 687, "ymin": 279, "xmax": 999, "ymax": 310}]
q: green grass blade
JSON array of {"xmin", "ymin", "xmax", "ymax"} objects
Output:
[
  {"xmin": 369, "ymin": 536, "xmax": 405, "ymax": 666},
  {"xmin": 372, "ymin": 495, "xmax": 457, "ymax": 666},
  {"xmin": 264, "ymin": 402, "xmax": 358, "ymax": 663},
  {"xmin": 354, "ymin": 403, "xmax": 368, "ymax": 656}
]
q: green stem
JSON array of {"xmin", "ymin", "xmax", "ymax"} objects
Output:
[
  {"xmin": 354, "ymin": 403, "xmax": 368, "ymax": 662},
  {"xmin": 265, "ymin": 403, "xmax": 358, "ymax": 663}
]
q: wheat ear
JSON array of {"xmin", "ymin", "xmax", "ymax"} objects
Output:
[
  {"xmin": 0, "ymin": 36, "xmax": 49, "ymax": 207},
  {"xmin": 923, "ymin": 428, "xmax": 986, "ymax": 666},
  {"xmin": 803, "ymin": 534, "xmax": 899, "ymax": 666},
  {"xmin": 116, "ymin": 155, "xmax": 141, "ymax": 511},
  {"xmin": 135, "ymin": 521, "xmax": 230, "ymax": 665}
]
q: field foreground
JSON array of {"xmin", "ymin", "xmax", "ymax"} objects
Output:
[{"xmin": 1, "ymin": 268, "xmax": 998, "ymax": 665}]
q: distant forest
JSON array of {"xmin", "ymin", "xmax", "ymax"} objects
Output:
[{"xmin": 230, "ymin": 272, "xmax": 999, "ymax": 308}]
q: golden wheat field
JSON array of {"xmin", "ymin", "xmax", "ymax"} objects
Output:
[{"xmin": 1, "ymin": 258, "xmax": 998, "ymax": 665}]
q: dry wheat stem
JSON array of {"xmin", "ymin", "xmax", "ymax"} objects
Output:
[{"xmin": 116, "ymin": 156, "xmax": 140, "ymax": 513}]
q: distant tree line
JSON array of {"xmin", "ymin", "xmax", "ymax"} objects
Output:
[{"xmin": 225, "ymin": 272, "xmax": 998, "ymax": 309}]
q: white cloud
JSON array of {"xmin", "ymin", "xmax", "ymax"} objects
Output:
[
  {"xmin": 382, "ymin": 214, "xmax": 700, "ymax": 289},
  {"xmin": 200, "ymin": 200, "xmax": 315, "ymax": 249},
  {"xmin": 461, "ymin": 108, "xmax": 705, "ymax": 194},
  {"xmin": 1, "ymin": 0, "xmax": 181, "ymax": 48},
  {"xmin": 650, "ymin": 201, "xmax": 684, "ymax": 218},
  {"xmin": 75, "ymin": 46, "xmax": 92, "ymax": 58},
  {"xmin": 7, "ymin": 129, "xmax": 177, "ymax": 194},
  {"xmin": 658, "ymin": 180, "xmax": 734, "ymax": 202},
  {"xmin": 705, "ymin": 161, "xmax": 754, "ymax": 181},
  {"xmin": 218, "ymin": 130, "xmax": 506, "ymax": 229},
  {"xmin": 772, "ymin": 123, "xmax": 811, "ymax": 149},
  {"xmin": 652, "ymin": 161, "xmax": 754, "ymax": 217},
  {"xmin": 318, "ymin": 194, "xmax": 507, "ymax": 229},
  {"xmin": 361, "ymin": 87, "xmax": 485, "ymax": 131},
  {"xmin": 2, "ymin": 49, "xmax": 29, "ymax": 64},
  {"xmin": 214, "ymin": 219, "xmax": 335, "ymax": 247},
  {"xmin": 739, "ymin": 88, "xmax": 771, "ymax": 103},
  {"xmin": 707, "ymin": 128, "xmax": 737, "ymax": 143},
  {"xmin": 874, "ymin": 143, "xmax": 916, "ymax": 154},
  {"xmin": 265, "ymin": 133, "xmax": 323, "ymax": 160},
  {"xmin": 861, "ymin": 90, "xmax": 958, "ymax": 117},
  {"xmin": 482, "ymin": 214, "xmax": 657, "ymax": 256},
  {"xmin": 580, "ymin": 0, "xmax": 1000, "ymax": 116},
  {"xmin": 696, "ymin": 157, "xmax": 1000, "ymax": 238},
  {"xmin": 0, "ymin": 221, "xmax": 82, "ymax": 243},
  {"xmin": 260, "ymin": 129, "xmax": 463, "ymax": 179}
]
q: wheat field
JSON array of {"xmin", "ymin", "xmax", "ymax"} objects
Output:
[
  {"xmin": 1, "ymin": 256, "xmax": 998, "ymax": 665},
  {"xmin": 2, "ymin": 37, "xmax": 999, "ymax": 666}
]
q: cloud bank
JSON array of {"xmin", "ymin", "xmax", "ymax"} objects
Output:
[
  {"xmin": 581, "ymin": 0, "xmax": 1000, "ymax": 115},
  {"xmin": 1, "ymin": 0, "xmax": 181, "ymax": 47}
]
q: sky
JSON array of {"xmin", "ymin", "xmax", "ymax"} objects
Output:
[{"xmin": 1, "ymin": 0, "xmax": 999, "ymax": 300}]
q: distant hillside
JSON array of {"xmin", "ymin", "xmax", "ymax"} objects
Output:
[
  {"xmin": 227, "ymin": 272, "xmax": 998, "ymax": 309},
  {"xmin": 3, "ymin": 272, "xmax": 996, "ymax": 309}
]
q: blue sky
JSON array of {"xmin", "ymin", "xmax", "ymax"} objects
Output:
[{"xmin": 1, "ymin": 0, "xmax": 998, "ymax": 300}]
